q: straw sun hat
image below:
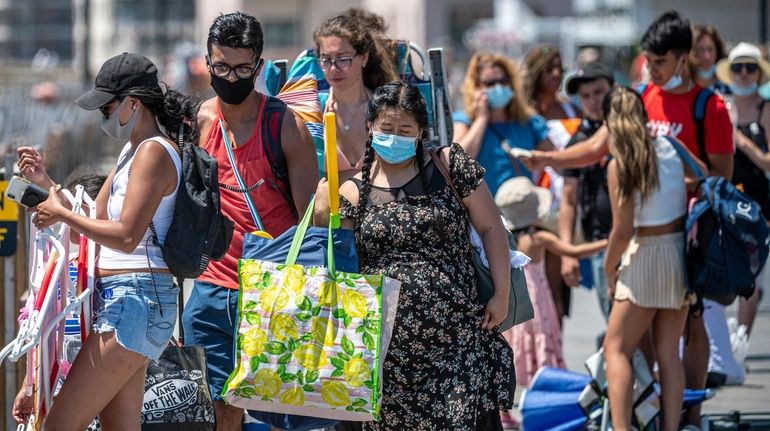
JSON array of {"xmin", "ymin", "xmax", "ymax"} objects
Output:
[
  {"xmin": 494, "ymin": 177, "xmax": 552, "ymax": 230},
  {"xmin": 715, "ymin": 42, "xmax": 770, "ymax": 86}
]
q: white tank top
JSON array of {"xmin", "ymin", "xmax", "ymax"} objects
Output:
[
  {"xmin": 634, "ymin": 136, "xmax": 687, "ymax": 227},
  {"xmin": 98, "ymin": 136, "xmax": 182, "ymax": 270}
]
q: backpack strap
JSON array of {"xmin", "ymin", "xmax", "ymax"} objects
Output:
[
  {"xmin": 692, "ymin": 87, "xmax": 714, "ymax": 169},
  {"xmin": 663, "ymin": 135, "xmax": 706, "ymax": 181},
  {"xmin": 261, "ymin": 96, "xmax": 297, "ymax": 217}
]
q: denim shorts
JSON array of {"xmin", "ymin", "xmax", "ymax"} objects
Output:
[{"xmin": 93, "ymin": 272, "xmax": 178, "ymax": 361}]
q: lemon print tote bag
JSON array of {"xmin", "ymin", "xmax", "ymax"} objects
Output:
[{"xmin": 223, "ymin": 205, "xmax": 400, "ymax": 422}]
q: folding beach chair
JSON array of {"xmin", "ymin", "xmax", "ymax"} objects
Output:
[
  {"xmin": 1, "ymin": 185, "xmax": 97, "ymax": 430},
  {"xmin": 272, "ymin": 40, "xmax": 454, "ymax": 177}
]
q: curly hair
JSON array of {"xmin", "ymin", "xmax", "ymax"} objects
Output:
[
  {"xmin": 313, "ymin": 11, "xmax": 398, "ymax": 90},
  {"xmin": 461, "ymin": 52, "xmax": 534, "ymax": 123}
]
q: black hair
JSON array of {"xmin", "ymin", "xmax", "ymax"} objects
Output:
[
  {"xmin": 640, "ymin": 10, "xmax": 692, "ymax": 56},
  {"xmin": 207, "ymin": 12, "xmax": 264, "ymax": 58},
  {"xmin": 355, "ymin": 81, "xmax": 430, "ymax": 242},
  {"xmin": 65, "ymin": 172, "xmax": 107, "ymax": 199},
  {"xmin": 124, "ymin": 86, "xmax": 201, "ymax": 146}
]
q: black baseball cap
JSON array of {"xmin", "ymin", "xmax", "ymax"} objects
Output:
[
  {"xmin": 566, "ymin": 62, "xmax": 614, "ymax": 95},
  {"xmin": 75, "ymin": 53, "xmax": 160, "ymax": 110}
]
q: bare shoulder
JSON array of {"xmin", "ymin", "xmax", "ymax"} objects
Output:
[
  {"xmin": 340, "ymin": 179, "xmax": 360, "ymax": 206},
  {"xmin": 197, "ymin": 98, "xmax": 218, "ymax": 139}
]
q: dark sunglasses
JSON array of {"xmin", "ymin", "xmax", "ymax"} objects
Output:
[
  {"xmin": 731, "ymin": 63, "xmax": 760, "ymax": 74},
  {"xmin": 99, "ymin": 98, "xmax": 123, "ymax": 118},
  {"xmin": 480, "ymin": 77, "xmax": 511, "ymax": 88}
]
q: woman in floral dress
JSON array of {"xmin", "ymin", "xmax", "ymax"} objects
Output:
[{"xmin": 315, "ymin": 81, "xmax": 514, "ymax": 430}]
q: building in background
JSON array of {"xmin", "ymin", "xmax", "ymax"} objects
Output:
[
  {"xmin": 0, "ymin": 0, "xmax": 74, "ymax": 63},
  {"xmin": 72, "ymin": 0, "xmax": 196, "ymax": 83}
]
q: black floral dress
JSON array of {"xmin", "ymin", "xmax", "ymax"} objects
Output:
[{"xmin": 339, "ymin": 143, "xmax": 515, "ymax": 431}]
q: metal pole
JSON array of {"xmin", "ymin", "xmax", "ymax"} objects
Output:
[
  {"xmin": 760, "ymin": 0, "xmax": 768, "ymax": 44},
  {"xmin": 82, "ymin": 0, "xmax": 92, "ymax": 87}
]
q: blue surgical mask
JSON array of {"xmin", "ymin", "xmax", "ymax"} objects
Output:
[
  {"xmin": 730, "ymin": 82, "xmax": 758, "ymax": 97},
  {"xmin": 661, "ymin": 59, "xmax": 684, "ymax": 91},
  {"xmin": 371, "ymin": 131, "xmax": 417, "ymax": 164},
  {"xmin": 697, "ymin": 64, "xmax": 716, "ymax": 80},
  {"xmin": 485, "ymin": 84, "xmax": 514, "ymax": 109}
]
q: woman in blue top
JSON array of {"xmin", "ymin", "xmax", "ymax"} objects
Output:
[{"xmin": 453, "ymin": 53, "xmax": 553, "ymax": 197}]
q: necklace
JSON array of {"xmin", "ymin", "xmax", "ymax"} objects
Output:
[
  {"xmin": 328, "ymin": 88, "xmax": 371, "ymax": 133},
  {"xmin": 336, "ymin": 101, "xmax": 365, "ymax": 132}
]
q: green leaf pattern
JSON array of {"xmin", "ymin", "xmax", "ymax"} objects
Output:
[{"xmin": 224, "ymin": 259, "xmax": 385, "ymax": 418}]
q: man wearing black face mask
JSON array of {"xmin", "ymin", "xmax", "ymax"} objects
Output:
[{"xmin": 183, "ymin": 12, "xmax": 319, "ymax": 431}]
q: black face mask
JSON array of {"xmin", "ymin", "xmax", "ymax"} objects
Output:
[{"xmin": 210, "ymin": 73, "xmax": 255, "ymax": 105}]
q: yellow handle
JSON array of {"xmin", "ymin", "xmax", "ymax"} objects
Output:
[{"xmin": 324, "ymin": 112, "xmax": 340, "ymax": 228}]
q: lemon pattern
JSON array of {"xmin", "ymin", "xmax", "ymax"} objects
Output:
[
  {"xmin": 253, "ymin": 369, "xmax": 281, "ymax": 398},
  {"xmin": 341, "ymin": 290, "xmax": 368, "ymax": 318},
  {"xmin": 343, "ymin": 358, "xmax": 370, "ymax": 387},
  {"xmin": 226, "ymin": 259, "xmax": 385, "ymax": 417},
  {"xmin": 269, "ymin": 313, "xmax": 299, "ymax": 342},
  {"xmin": 321, "ymin": 381, "xmax": 350, "ymax": 407}
]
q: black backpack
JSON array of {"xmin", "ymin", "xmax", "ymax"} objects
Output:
[
  {"xmin": 261, "ymin": 96, "xmax": 297, "ymax": 217},
  {"xmin": 151, "ymin": 131, "xmax": 234, "ymax": 279}
]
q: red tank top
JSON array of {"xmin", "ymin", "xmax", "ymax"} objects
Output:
[{"xmin": 198, "ymin": 96, "xmax": 297, "ymax": 289}]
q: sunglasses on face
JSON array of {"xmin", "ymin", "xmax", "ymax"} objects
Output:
[
  {"xmin": 480, "ymin": 77, "xmax": 511, "ymax": 88},
  {"xmin": 318, "ymin": 54, "xmax": 358, "ymax": 71},
  {"xmin": 99, "ymin": 98, "xmax": 123, "ymax": 118},
  {"xmin": 731, "ymin": 62, "xmax": 760, "ymax": 74}
]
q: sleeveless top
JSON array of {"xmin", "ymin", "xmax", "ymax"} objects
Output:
[
  {"xmin": 733, "ymin": 101, "xmax": 770, "ymax": 219},
  {"xmin": 98, "ymin": 136, "xmax": 182, "ymax": 270},
  {"xmin": 634, "ymin": 136, "xmax": 687, "ymax": 227},
  {"xmin": 198, "ymin": 96, "xmax": 297, "ymax": 290}
]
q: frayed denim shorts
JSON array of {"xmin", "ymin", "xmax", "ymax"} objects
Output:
[{"xmin": 93, "ymin": 273, "xmax": 178, "ymax": 360}]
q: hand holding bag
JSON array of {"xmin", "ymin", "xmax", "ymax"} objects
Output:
[{"xmin": 429, "ymin": 146, "xmax": 533, "ymax": 331}]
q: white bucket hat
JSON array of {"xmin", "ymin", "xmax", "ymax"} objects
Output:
[
  {"xmin": 494, "ymin": 177, "xmax": 552, "ymax": 230},
  {"xmin": 716, "ymin": 42, "xmax": 770, "ymax": 86}
]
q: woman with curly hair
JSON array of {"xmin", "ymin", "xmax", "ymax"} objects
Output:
[
  {"xmin": 314, "ymin": 10, "xmax": 398, "ymax": 181},
  {"xmin": 453, "ymin": 52, "xmax": 554, "ymax": 197}
]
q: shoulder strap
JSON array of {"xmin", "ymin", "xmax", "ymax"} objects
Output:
[
  {"xmin": 261, "ymin": 96, "xmax": 288, "ymax": 179},
  {"xmin": 220, "ymin": 120, "xmax": 265, "ymax": 231},
  {"xmin": 428, "ymin": 146, "xmax": 464, "ymax": 208},
  {"xmin": 261, "ymin": 96, "xmax": 297, "ymax": 217},
  {"xmin": 634, "ymin": 83, "xmax": 649, "ymax": 96},
  {"xmin": 758, "ymin": 99, "xmax": 768, "ymax": 121},
  {"xmin": 692, "ymin": 87, "xmax": 714, "ymax": 168},
  {"xmin": 663, "ymin": 135, "xmax": 706, "ymax": 181}
]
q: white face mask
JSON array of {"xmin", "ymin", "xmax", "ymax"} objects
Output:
[
  {"xmin": 101, "ymin": 98, "xmax": 138, "ymax": 141},
  {"xmin": 661, "ymin": 57, "xmax": 684, "ymax": 92}
]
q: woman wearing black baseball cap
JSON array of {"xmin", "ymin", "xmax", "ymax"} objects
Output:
[{"xmin": 18, "ymin": 53, "xmax": 197, "ymax": 430}]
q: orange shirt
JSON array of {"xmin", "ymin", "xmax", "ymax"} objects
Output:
[{"xmin": 198, "ymin": 97, "xmax": 297, "ymax": 289}]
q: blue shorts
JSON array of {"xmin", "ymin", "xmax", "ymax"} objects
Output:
[
  {"xmin": 182, "ymin": 280, "xmax": 239, "ymax": 401},
  {"xmin": 93, "ymin": 273, "xmax": 178, "ymax": 361},
  {"xmin": 182, "ymin": 280, "xmax": 339, "ymax": 429}
]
